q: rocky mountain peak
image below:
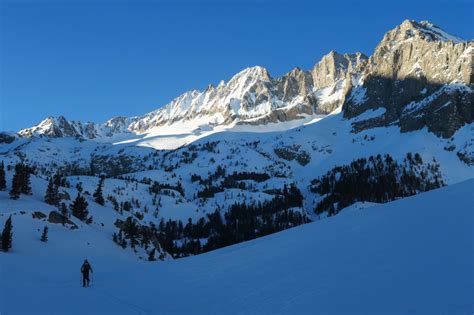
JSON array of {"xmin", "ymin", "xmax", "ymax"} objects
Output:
[
  {"xmin": 19, "ymin": 116, "xmax": 76, "ymax": 138},
  {"xmin": 228, "ymin": 66, "xmax": 272, "ymax": 87},
  {"xmin": 376, "ymin": 19, "xmax": 465, "ymax": 54},
  {"xmin": 311, "ymin": 51, "xmax": 367, "ymax": 89},
  {"xmin": 17, "ymin": 20, "xmax": 471, "ymax": 141},
  {"xmin": 288, "ymin": 67, "xmax": 303, "ymax": 77},
  {"xmin": 343, "ymin": 20, "xmax": 473, "ymax": 138}
]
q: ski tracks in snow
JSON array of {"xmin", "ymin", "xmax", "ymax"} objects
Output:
[{"xmin": 91, "ymin": 286, "xmax": 152, "ymax": 315}]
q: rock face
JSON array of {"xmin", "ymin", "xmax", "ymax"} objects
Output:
[
  {"xmin": 343, "ymin": 20, "xmax": 473, "ymax": 138},
  {"xmin": 48, "ymin": 211, "xmax": 78, "ymax": 229},
  {"xmin": 18, "ymin": 52, "xmax": 366, "ymax": 138},
  {"xmin": 19, "ymin": 115, "xmax": 132, "ymax": 139},
  {"xmin": 17, "ymin": 20, "xmax": 472, "ymax": 140}
]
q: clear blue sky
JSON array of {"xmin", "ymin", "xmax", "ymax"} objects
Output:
[{"xmin": 1, "ymin": 0, "xmax": 472, "ymax": 131}]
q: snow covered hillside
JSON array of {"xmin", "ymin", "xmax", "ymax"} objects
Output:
[
  {"xmin": 0, "ymin": 107, "xmax": 473, "ymax": 259},
  {"xmin": 1, "ymin": 180, "xmax": 472, "ymax": 314},
  {"xmin": 0, "ymin": 18, "xmax": 473, "ymax": 314}
]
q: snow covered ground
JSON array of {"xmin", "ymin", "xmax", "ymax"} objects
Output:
[{"xmin": 1, "ymin": 180, "xmax": 472, "ymax": 314}]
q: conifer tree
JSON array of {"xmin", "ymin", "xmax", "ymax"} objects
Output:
[
  {"xmin": 1, "ymin": 216, "xmax": 13, "ymax": 252},
  {"xmin": 0, "ymin": 161, "xmax": 6, "ymax": 191},
  {"xmin": 44, "ymin": 178, "xmax": 60, "ymax": 206},
  {"xmin": 93, "ymin": 178, "xmax": 105, "ymax": 206},
  {"xmin": 60, "ymin": 202, "xmax": 68, "ymax": 220},
  {"xmin": 70, "ymin": 193, "xmax": 89, "ymax": 222},
  {"xmin": 9, "ymin": 166, "xmax": 22, "ymax": 200},
  {"xmin": 53, "ymin": 172, "xmax": 70, "ymax": 188},
  {"xmin": 40, "ymin": 226, "xmax": 48, "ymax": 242},
  {"xmin": 19, "ymin": 164, "xmax": 32, "ymax": 195},
  {"xmin": 76, "ymin": 182, "xmax": 83, "ymax": 193},
  {"xmin": 10, "ymin": 163, "xmax": 32, "ymax": 199},
  {"xmin": 86, "ymin": 216, "xmax": 93, "ymax": 224},
  {"xmin": 148, "ymin": 248, "xmax": 156, "ymax": 261},
  {"xmin": 118, "ymin": 230, "xmax": 127, "ymax": 249}
]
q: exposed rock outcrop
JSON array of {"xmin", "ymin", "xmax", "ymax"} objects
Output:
[
  {"xmin": 17, "ymin": 20, "xmax": 472, "ymax": 140},
  {"xmin": 19, "ymin": 52, "xmax": 366, "ymax": 138},
  {"xmin": 343, "ymin": 20, "xmax": 473, "ymax": 138}
]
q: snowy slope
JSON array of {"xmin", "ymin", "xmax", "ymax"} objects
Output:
[
  {"xmin": 1, "ymin": 180, "xmax": 472, "ymax": 314},
  {"xmin": 0, "ymin": 18, "xmax": 472, "ymax": 314},
  {"xmin": 1, "ymin": 110, "xmax": 473, "ymax": 227}
]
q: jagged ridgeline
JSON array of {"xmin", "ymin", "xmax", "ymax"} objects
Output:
[
  {"xmin": 16, "ymin": 20, "xmax": 472, "ymax": 142},
  {"xmin": 310, "ymin": 153, "xmax": 445, "ymax": 216}
]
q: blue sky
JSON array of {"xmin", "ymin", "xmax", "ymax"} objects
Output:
[{"xmin": 1, "ymin": 0, "xmax": 472, "ymax": 131}]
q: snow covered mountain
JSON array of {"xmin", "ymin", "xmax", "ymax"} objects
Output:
[
  {"xmin": 1, "ymin": 20, "xmax": 473, "ymax": 314},
  {"xmin": 17, "ymin": 20, "xmax": 472, "ymax": 143},
  {"xmin": 19, "ymin": 51, "xmax": 366, "ymax": 140},
  {"xmin": 343, "ymin": 20, "xmax": 473, "ymax": 138}
]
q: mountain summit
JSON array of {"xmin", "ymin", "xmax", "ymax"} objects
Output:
[{"xmin": 18, "ymin": 20, "xmax": 472, "ymax": 140}]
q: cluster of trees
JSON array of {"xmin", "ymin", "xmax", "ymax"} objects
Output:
[
  {"xmin": 196, "ymin": 169, "xmax": 273, "ymax": 199},
  {"xmin": 149, "ymin": 180, "xmax": 184, "ymax": 196},
  {"xmin": 44, "ymin": 177, "xmax": 61, "ymax": 206},
  {"xmin": 113, "ymin": 214, "xmax": 203, "ymax": 258},
  {"xmin": 160, "ymin": 141, "xmax": 220, "ymax": 171},
  {"xmin": 43, "ymin": 172, "xmax": 92, "ymax": 223},
  {"xmin": 193, "ymin": 165, "xmax": 227, "ymax": 186},
  {"xmin": 0, "ymin": 216, "xmax": 47, "ymax": 252},
  {"xmin": 197, "ymin": 185, "xmax": 224, "ymax": 199},
  {"xmin": 201, "ymin": 141, "xmax": 220, "ymax": 153},
  {"xmin": 226, "ymin": 171, "xmax": 270, "ymax": 182},
  {"xmin": 113, "ymin": 216, "xmax": 165, "ymax": 260},
  {"xmin": 310, "ymin": 153, "xmax": 445, "ymax": 216},
  {"xmin": 179, "ymin": 150, "xmax": 198, "ymax": 164},
  {"xmin": 156, "ymin": 184, "xmax": 307, "ymax": 257},
  {"xmin": 107, "ymin": 194, "xmax": 146, "ymax": 215},
  {"xmin": 44, "ymin": 172, "xmax": 71, "ymax": 208},
  {"xmin": 111, "ymin": 184, "xmax": 307, "ymax": 258}
]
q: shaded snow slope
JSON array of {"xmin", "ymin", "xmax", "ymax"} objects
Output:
[{"xmin": 1, "ymin": 180, "xmax": 473, "ymax": 314}]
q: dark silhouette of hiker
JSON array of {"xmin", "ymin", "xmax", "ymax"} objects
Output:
[{"xmin": 81, "ymin": 259, "xmax": 93, "ymax": 287}]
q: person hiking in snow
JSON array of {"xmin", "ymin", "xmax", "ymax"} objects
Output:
[{"xmin": 81, "ymin": 259, "xmax": 93, "ymax": 287}]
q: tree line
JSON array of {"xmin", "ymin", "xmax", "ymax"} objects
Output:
[
  {"xmin": 310, "ymin": 153, "xmax": 445, "ymax": 216},
  {"xmin": 114, "ymin": 184, "xmax": 308, "ymax": 258}
]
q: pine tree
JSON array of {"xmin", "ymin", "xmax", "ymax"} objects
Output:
[
  {"xmin": 148, "ymin": 248, "xmax": 156, "ymax": 261},
  {"xmin": 53, "ymin": 172, "xmax": 62, "ymax": 187},
  {"xmin": 93, "ymin": 178, "xmax": 105, "ymax": 206},
  {"xmin": 0, "ymin": 161, "xmax": 6, "ymax": 191},
  {"xmin": 70, "ymin": 193, "xmax": 89, "ymax": 222},
  {"xmin": 86, "ymin": 216, "xmax": 93, "ymax": 224},
  {"xmin": 76, "ymin": 182, "xmax": 83, "ymax": 193},
  {"xmin": 1, "ymin": 216, "xmax": 13, "ymax": 252},
  {"xmin": 19, "ymin": 164, "xmax": 32, "ymax": 195},
  {"xmin": 44, "ymin": 178, "xmax": 60, "ymax": 206},
  {"xmin": 9, "ymin": 163, "xmax": 32, "ymax": 199},
  {"xmin": 40, "ymin": 226, "xmax": 48, "ymax": 242},
  {"xmin": 9, "ymin": 166, "xmax": 22, "ymax": 200},
  {"xmin": 60, "ymin": 202, "xmax": 68, "ymax": 221},
  {"xmin": 120, "ymin": 233, "xmax": 127, "ymax": 248}
]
